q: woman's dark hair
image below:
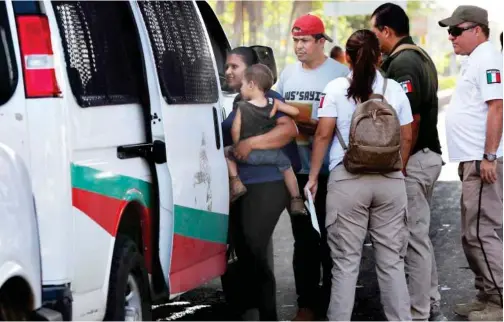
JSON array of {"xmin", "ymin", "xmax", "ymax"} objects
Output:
[
  {"xmin": 229, "ymin": 46, "xmax": 259, "ymax": 67},
  {"xmin": 345, "ymin": 29, "xmax": 381, "ymax": 103}
]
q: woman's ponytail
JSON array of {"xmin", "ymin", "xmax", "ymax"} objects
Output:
[{"xmin": 345, "ymin": 30, "xmax": 381, "ymax": 103}]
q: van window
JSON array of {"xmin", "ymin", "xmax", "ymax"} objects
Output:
[
  {"xmin": 196, "ymin": 1, "xmax": 231, "ymax": 92},
  {"xmin": 139, "ymin": 1, "xmax": 219, "ymax": 105},
  {"xmin": 52, "ymin": 1, "xmax": 144, "ymax": 107},
  {"xmin": 0, "ymin": 1, "xmax": 18, "ymax": 106}
]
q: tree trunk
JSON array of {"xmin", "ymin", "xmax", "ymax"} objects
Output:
[
  {"xmin": 216, "ymin": 1, "xmax": 224, "ymax": 16},
  {"xmin": 280, "ymin": 1, "xmax": 312, "ymax": 69},
  {"xmin": 246, "ymin": 1, "xmax": 263, "ymax": 45},
  {"xmin": 231, "ymin": 2, "xmax": 243, "ymax": 47}
]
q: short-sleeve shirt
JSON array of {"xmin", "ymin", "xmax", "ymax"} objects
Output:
[
  {"xmin": 275, "ymin": 58, "xmax": 350, "ymax": 175},
  {"xmin": 221, "ymin": 90, "xmax": 300, "ymax": 184},
  {"xmin": 318, "ymin": 71, "xmax": 413, "ymax": 171},
  {"xmin": 445, "ymin": 41, "xmax": 503, "ymax": 162},
  {"xmin": 381, "ymin": 36, "xmax": 442, "ymax": 155}
]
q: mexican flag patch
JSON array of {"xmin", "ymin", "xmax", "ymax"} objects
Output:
[
  {"xmin": 400, "ymin": 80, "xmax": 413, "ymax": 93},
  {"xmin": 486, "ymin": 69, "xmax": 501, "ymax": 84}
]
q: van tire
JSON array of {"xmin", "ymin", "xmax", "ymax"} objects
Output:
[{"xmin": 104, "ymin": 235, "xmax": 152, "ymax": 321}]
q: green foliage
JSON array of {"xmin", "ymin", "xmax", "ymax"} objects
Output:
[
  {"xmin": 207, "ymin": 0, "xmax": 452, "ymax": 79},
  {"xmin": 438, "ymin": 75, "xmax": 457, "ymax": 91}
]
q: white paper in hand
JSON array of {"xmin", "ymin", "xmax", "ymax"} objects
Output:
[{"xmin": 304, "ymin": 187, "xmax": 320, "ymax": 235}]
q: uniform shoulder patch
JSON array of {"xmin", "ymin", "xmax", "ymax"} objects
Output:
[
  {"xmin": 400, "ymin": 80, "xmax": 413, "ymax": 93},
  {"xmin": 319, "ymin": 94, "xmax": 325, "ymax": 108},
  {"xmin": 486, "ymin": 69, "xmax": 501, "ymax": 84}
]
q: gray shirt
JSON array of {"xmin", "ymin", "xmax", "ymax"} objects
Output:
[{"xmin": 275, "ymin": 57, "xmax": 349, "ymax": 175}]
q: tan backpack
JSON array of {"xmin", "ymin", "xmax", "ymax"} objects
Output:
[{"xmin": 335, "ymin": 78, "xmax": 403, "ymax": 174}]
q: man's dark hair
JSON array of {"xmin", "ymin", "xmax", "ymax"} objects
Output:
[
  {"xmin": 478, "ymin": 24, "xmax": 490, "ymax": 39},
  {"xmin": 500, "ymin": 31, "xmax": 503, "ymax": 51},
  {"xmin": 330, "ymin": 46, "xmax": 343, "ymax": 59},
  {"xmin": 372, "ymin": 3, "xmax": 410, "ymax": 37},
  {"xmin": 244, "ymin": 64, "xmax": 274, "ymax": 92}
]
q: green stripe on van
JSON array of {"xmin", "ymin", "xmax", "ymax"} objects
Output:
[
  {"xmin": 174, "ymin": 205, "xmax": 228, "ymax": 244},
  {"xmin": 71, "ymin": 164, "xmax": 151, "ymax": 204},
  {"xmin": 71, "ymin": 164, "xmax": 227, "ymax": 243}
]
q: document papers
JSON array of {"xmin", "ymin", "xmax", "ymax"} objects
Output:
[{"xmin": 304, "ymin": 187, "xmax": 320, "ymax": 236}]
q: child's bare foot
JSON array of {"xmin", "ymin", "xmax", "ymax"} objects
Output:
[
  {"xmin": 290, "ymin": 196, "xmax": 307, "ymax": 215},
  {"xmin": 230, "ymin": 176, "xmax": 247, "ymax": 202}
]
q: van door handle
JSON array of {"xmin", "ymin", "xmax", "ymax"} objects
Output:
[
  {"xmin": 117, "ymin": 140, "xmax": 167, "ymax": 164},
  {"xmin": 212, "ymin": 107, "xmax": 221, "ymax": 150}
]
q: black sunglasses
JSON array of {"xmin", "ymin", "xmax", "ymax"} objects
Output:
[{"xmin": 448, "ymin": 24, "xmax": 477, "ymax": 37}]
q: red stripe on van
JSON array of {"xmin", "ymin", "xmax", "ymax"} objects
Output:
[
  {"xmin": 72, "ymin": 187, "xmax": 153, "ymax": 272},
  {"xmin": 169, "ymin": 246, "xmax": 227, "ymax": 295},
  {"xmin": 72, "ymin": 187, "xmax": 122, "ymax": 236},
  {"xmin": 170, "ymin": 234, "xmax": 227, "ymax": 273}
]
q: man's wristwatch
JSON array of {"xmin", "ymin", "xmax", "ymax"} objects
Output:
[{"xmin": 483, "ymin": 153, "xmax": 497, "ymax": 162}]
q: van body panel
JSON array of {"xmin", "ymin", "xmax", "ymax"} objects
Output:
[{"xmin": 0, "ymin": 143, "xmax": 42, "ymax": 310}]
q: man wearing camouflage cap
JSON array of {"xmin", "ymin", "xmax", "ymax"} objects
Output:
[{"xmin": 439, "ymin": 5, "xmax": 503, "ymax": 321}]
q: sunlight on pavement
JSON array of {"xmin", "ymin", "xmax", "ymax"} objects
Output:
[{"xmin": 159, "ymin": 305, "xmax": 211, "ymax": 321}]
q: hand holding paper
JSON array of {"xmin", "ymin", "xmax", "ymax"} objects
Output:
[
  {"xmin": 304, "ymin": 178, "xmax": 318, "ymax": 200},
  {"xmin": 304, "ymin": 187, "xmax": 321, "ymax": 236}
]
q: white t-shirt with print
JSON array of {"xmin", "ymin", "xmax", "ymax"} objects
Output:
[
  {"xmin": 318, "ymin": 71, "xmax": 413, "ymax": 171},
  {"xmin": 445, "ymin": 41, "xmax": 503, "ymax": 162}
]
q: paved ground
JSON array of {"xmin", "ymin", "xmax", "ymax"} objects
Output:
[{"xmin": 152, "ymin": 107, "xmax": 481, "ymax": 321}]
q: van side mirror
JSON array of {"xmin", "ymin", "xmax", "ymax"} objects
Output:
[{"xmin": 250, "ymin": 45, "xmax": 278, "ymax": 84}]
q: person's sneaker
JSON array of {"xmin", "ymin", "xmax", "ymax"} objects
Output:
[
  {"xmin": 453, "ymin": 298, "xmax": 487, "ymax": 317},
  {"xmin": 292, "ymin": 308, "xmax": 315, "ymax": 321},
  {"xmin": 229, "ymin": 176, "xmax": 247, "ymax": 202},
  {"xmin": 429, "ymin": 304, "xmax": 447, "ymax": 321},
  {"xmin": 290, "ymin": 196, "xmax": 307, "ymax": 215},
  {"xmin": 468, "ymin": 301, "xmax": 503, "ymax": 321}
]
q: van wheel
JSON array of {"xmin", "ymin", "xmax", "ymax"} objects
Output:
[{"xmin": 104, "ymin": 235, "xmax": 152, "ymax": 321}]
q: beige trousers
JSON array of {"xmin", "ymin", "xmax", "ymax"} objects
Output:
[
  {"xmin": 325, "ymin": 165, "xmax": 411, "ymax": 321},
  {"xmin": 404, "ymin": 149, "xmax": 443, "ymax": 320},
  {"xmin": 459, "ymin": 158, "xmax": 503, "ymax": 300}
]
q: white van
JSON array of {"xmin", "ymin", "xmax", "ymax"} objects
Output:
[
  {"xmin": 0, "ymin": 0, "xmax": 233, "ymax": 320},
  {"xmin": 0, "ymin": 143, "xmax": 42, "ymax": 320}
]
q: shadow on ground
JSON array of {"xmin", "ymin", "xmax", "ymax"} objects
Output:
[{"xmin": 153, "ymin": 181, "xmax": 476, "ymax": 321}]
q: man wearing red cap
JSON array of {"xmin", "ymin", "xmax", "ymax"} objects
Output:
[{"xmin": 275, "ymin": 13, "xmax": 349, "ymax": 321}]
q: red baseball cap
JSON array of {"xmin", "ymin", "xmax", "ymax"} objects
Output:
[{"xmin": 292, "ymin": 14, "xmax": 333, "ymax": 42}]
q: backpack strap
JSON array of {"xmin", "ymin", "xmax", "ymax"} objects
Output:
[
  {"xmin": 390, "ymin": 44, "xmax": 429, "ymax": 61},
  {"xmin": 369, "ymin": 76, "xmax": 388, "ymax": 102},
  {"xmin": 335, "ymin": 78, "xmax": 352, "ymax": 151},
  {"xmin": 335, "ymin": 126, "xmax": 347, "ymax": 151}
]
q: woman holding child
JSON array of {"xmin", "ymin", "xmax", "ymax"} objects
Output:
[{"xmin": 220, "ymin": 46, "xmax": 299, "ymax": 320}]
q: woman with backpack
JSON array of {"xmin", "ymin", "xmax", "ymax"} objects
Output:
[{"xmin": 305, "ymin": 29, "xmax": 414, "ymax": 321}]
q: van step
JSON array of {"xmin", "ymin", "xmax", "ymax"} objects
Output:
[{"xmin": 34, "ymin": 308, "xmax": 63, "ymax": 321}]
